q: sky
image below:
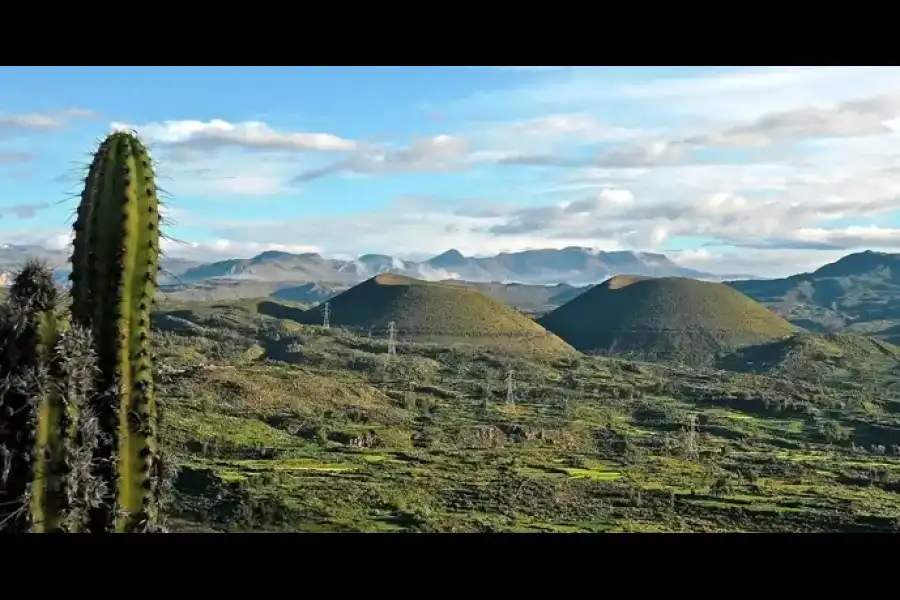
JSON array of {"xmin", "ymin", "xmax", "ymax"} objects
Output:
[{"xmin": 1, "ymin": 65, "xmax": 900, "ymax": 277}]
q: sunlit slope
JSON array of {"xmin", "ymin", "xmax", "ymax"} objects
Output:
[{"xmin": 273, "ymin": 274, "xmax": 575, "ymax": 359}]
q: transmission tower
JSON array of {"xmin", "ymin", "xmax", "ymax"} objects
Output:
[
  {"xmin": 683, "ymin": 413, "xmax": 699, "ymax": 460},
  {"xmin": 321, "ymin": 301, "xmax": 331, "ymax": 329},
  {"xmin": 506, "ymin": 370, "xmax": 515, "ymax": 405},
  {"xmin": 387, "ymin": 321, "xmax": 396, "ymax": 356}
]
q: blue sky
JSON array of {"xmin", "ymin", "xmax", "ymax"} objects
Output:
[{"xmin": 2, "ymin": 66, "xmax": 900, "ymax": 276}]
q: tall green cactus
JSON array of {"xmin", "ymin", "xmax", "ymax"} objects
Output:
[{"xmin": 70, "ymin": 131, "xmax": 162, "ymax": 533}]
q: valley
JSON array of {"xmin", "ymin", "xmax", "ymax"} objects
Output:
[{"xmin": 152, "ymin": 296, "xmax": 900, "ymax": 533}]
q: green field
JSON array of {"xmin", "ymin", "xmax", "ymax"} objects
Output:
[{"xmin": 153, "ymin": 299, "xmax": 900, "ymax": 533}]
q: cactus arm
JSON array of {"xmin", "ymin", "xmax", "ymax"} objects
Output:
[
  {"xmin": 30, "ymin": 311, "xmax": 62, "ymax": 532},
  {"xmin": 30, "ymin": 315, "xmax": 88, "ymax": 533}
]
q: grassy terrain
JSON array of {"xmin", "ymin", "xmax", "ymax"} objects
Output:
[
  {"xmin": 152, "ymin": 298, "xmax": 900, "ymax": 533},
  {"xmin": 260, "ymin": 274, "xmax": 576, "ymax": 361},
  {"xmin": 539, "ymin": 276, "xmax": 797, "ymax": 364}
]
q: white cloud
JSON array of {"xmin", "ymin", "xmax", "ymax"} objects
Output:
[
  {"xmin": 793, "ymin": 226, "xmax": 900, "ymax": 248},
  {"xmin": 473, "ymin": 113, "xmax": 647, "ymax": 147},
  {"xmin": 145, "ymin": 150, "xmax": 308, "ymax": 198},
  {"xmin": 0, "ymin": 108, "xmax": 97, "ymax": 136},
  {"xmin": 613, "ymin": 67, "xmax": 900, "ymax": 123},
  {"xmin": 203, "ymin": 196, "xmax": 626, "ymax": 260},
  {"xmin": 292, "ymin": 134, "xmax": 475, "ymax": 182},
  {"xmin": 686, "ymin": 92, "xmax": 900, "ymax": 147},
  {"xmin": 669, "ymin": 247, "xmax": 853, "ymax": 278},
  {"xmin": 112, "ymin": 119, "xmax": 357, "ymax": 154},
  {"xmin": 103, "ymin": 120, "xmax": 362, "ymax": 198}
]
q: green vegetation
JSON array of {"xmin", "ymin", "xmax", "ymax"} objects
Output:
[
  {"xmin": 260, "ymin": 274, "xmax": 576, "ymax": 361},
  {"xmin": 718, "ymin": 331, "xmax": 900, "ymax": 383},
  {"xmin": 539, "ymin": 275, "xmax": 797, "ymax": 364},
  {"xmin": 147, "ymin": 297, "xmax": 900, "ymax": 533},
  {"xmin": 0, "ymin": 261, "xmax": 100, "ymax": 532}
]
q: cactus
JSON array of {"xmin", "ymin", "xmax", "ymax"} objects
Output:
[
  {"xmin": 69, "ymin": 131, "xmax": 162, "ymax": 533},
  {"xmin": 0, "ymin": 260, "xmax": 100, "ymax": 533},
  {"xmin": 0, "ymin": 302, "xmax": 40, "ymax": 532},
  {"xmin": 0, "ymin": 131, "xmax": 165, "ymax": 533}
]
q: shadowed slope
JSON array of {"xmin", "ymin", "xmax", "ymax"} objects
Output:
[
  {"xmin": 717, "ymin": 332, "xmax": 900, "ymax": 381},
  {"xmin": 539, "ymin": 275, "xmax": 797, "ymax": 364}
]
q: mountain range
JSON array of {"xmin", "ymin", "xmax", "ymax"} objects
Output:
[
  {"xmin": 727, "ymin": 250, "xmax": 900, "ymax": 334},
  {"xmin": 0, "ymin": 244, "xmax": 753, "ymax": 286},
  {"xmin": 174, "ymin": 247, "xmax": 719, "ymax": 286},
  {"xmin": 4, "ymin": 242, "xmax": 900, "ymax": 338},
  {"xmin": 175, "ymin": 249, "xmax": 900, "ymax": 342}
]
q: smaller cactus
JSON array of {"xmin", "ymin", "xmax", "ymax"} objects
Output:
[
  {"xmin": 0, "ymin": 302, "xmax": 38, "ymax": 533},
  {"xmin": 0, "ymin": 260, "xmax": 102, "ymax": 532}
]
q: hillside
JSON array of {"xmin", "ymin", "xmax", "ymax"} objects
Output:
[
  {"xmin": 717, "ymin": 332, "xmax": 900, "ymax": 384},
  {"xmin": 146, "ymin": 296, "xmax": 900, "ymax": 533},
  {"xmin": 729, "ymin": 250, "xmax": 900, "ymax": 333},
  {"xmin": 157, "ymin": 280, "xmax": 290, "ymax": 303},
  {"xmin": 267, "ymin": 274, "xmax": 575, "ymax": 360},
  {"xmin": 539, "ymin": 275, "xmax": 797, "ymax": 364}
]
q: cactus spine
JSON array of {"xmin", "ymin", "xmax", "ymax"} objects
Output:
[{"xmin": 70, "ymin": 131, "xmax": 161, "ymax": 533}]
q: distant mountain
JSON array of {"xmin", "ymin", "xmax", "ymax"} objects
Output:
[
  {"xmin": 179, "ymin": 251, "xmax": 354, "ymax": 284},
  {"xmin": 0, "ymin": 243, "xmax": 201, "ymax": 287},
  {"xmin": 728, "ymin": 250, "xmax": 900, "ymax": 333},
  {"xmin": 177, "ymin": 246, "xmax": 713, "ymax": 287},
  {"xmin": 420, "ymin": 247, "xmax": 711, "ymax": 285}
]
